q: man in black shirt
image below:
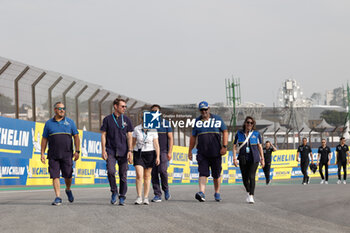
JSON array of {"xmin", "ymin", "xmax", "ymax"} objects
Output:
[
  {"xmin": 296, "ymin": 138, "xmax": 313, "ymax": 185},
  {"xmin": 335, "ymin": 137, "xmax": 349, "ymax": 184},
  {"xmin": 263, "ymin": 141, "xmax": 277, "ymax": 185},
  {"xmin": 317, "ymin": 139, "xmax": 331, "ymax": 184}
]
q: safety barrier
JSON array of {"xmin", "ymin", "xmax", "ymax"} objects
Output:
[{"xmin": 0, "ymin": 116, "xmax": 348, "ymax": 186}]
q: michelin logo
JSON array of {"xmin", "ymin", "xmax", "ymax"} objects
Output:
[
  {"xmin": 0, "ymin": 166, "xmax": 25, "ymax": 177},
  {"xmin": 0, "ymin": 128, "xmax": 30, "ymax": 147}
]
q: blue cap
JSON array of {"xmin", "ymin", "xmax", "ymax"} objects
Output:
[{"xmin": 198, "ymin": 101, "xmax": 209, "ymax": 110}]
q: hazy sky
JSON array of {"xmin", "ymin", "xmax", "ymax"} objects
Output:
[{"xmin": 1, "ymin": 0, "xmax": 349, "ymax": 106}]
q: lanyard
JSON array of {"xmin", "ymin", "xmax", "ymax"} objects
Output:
[
  {"xmin": 142, "ymin": 129, "xmax": 148, "ymax": 144},
  {"xmin": 112, "ymin": 113, "xmax": 125, "ymax": 129}
]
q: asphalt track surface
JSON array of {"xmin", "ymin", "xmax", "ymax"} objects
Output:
[{"xmin": 1, "ymin": 178, "xmax": 349, "ymax": 233}]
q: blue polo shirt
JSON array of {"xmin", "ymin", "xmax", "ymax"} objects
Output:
[
  {"xmin": 234, "ymin": 130, "xmax": 262, "ymax": 163},
  {"xmin": 157, "ymin": 119, "xmax": 173, "ymax": 153},
  {"xmin": 42, "ymin": 117, "xmax": 79, "ymax": 160},
  {"xmin": 192, "ymin": 114, "xmax": 227, "ymax": 157},
  {"xmin": 100, "ymin": 113, "xmax": 133, "ymax": 157}
]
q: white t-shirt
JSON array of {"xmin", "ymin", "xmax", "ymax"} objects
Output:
[{"xmin": 132, "ymin": 124, "xmax": 158, "ymax": 152}]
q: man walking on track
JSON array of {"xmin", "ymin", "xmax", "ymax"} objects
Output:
[
  {"xmin": 101, "ymin": 98, "xmax": 133, "ymax": 205},
  {"xmin": 296, "ymin": 138, "xmax": 313, "ymax": 185},
  {"xmin": 263, "ymin": 141, "xmax": 277, "ymax": 185},
  {"xmin": 40, "ymin": 102, "xmax": 80, "ymax": 206},
  {"xmin": 188, "ymin": 101, "xmax": 228, "ymax": 202},
  {"xmin": 150, "ymin": 104, "xmax": 173, "ymax": 203},
  {"xmin": 335, "ymin": 137, "xmax": 349, "ymax": 184},
  {"xmin": 317, "ymin": 139, "xmax": 331, "ymax": 184}
]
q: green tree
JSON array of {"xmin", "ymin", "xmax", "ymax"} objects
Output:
[
  {"xmin": 0, "ymin": 94, "xmax": 14, "ymax": 113},
  {"xmin": 320, "ymin": 110, "xmax": 347, "ymax": 126}
]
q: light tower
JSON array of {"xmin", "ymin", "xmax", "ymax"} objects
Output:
[
  {"xmin": 278, "ymin": 79, "xmax": 304, "ymax": 148},
  {"xmin": 225, "ymin": 77, "xmax": 241, "ymax": 142}
]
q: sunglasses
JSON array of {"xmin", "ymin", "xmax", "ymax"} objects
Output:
[
  {"xmin": 246, "ymin": 121, "xmax": 253, "ymax": 125},
  {"xmin": 55, "ymin": 107, "xmax": 66, "ymax": 111},
  {"xmin": 200, "ymin": 109, "xmax": 208, "ymax": 112},
  {"xmin": 120, "ymin": 105, "xmax": 127, "ymax": 108}
]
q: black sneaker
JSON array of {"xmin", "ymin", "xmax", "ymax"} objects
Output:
[
  {"xmin": 195, "ymin": 192, "xmax": 205, "ymax": 202},
  {"xmin": 65, "ymin": 189, "xmax": 74, "ymax": 203}
]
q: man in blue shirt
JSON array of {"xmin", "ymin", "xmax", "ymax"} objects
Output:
[
  {"xmin": 150, "ymin": 104, "xmax": 173, "ymax": 202},
  {"xmin": 101, "ymin": 98, "xmax": 133, "ymax": 205},
  {"xmin": 188, "ymin": 101, "xmax": 228, "ymax": 202},
  {"xmin": 41, "ymin": 102, "xmax": 80, "ymax": 206}
]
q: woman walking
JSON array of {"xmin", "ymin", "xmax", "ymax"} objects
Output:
[
  {"xmin": 233, "ymin": 116, "xmax": 265, "ymax": 204},
  {"xmin": 132, "ymin": 124, "xmax": 160, "ymax": 205}
]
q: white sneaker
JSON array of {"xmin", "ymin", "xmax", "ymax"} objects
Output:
[
  {"xmin": 320, "ymin": 180, "xmax": 324, "ymax": 184},
  {"xmin": 337, "ymin": 180, "xmax": 341, "ymax": 184},
  {"xmin": 246, "ymin": 193, "xmax": 250, "ymax": 203},
  {"xmin": 343, "ymin": 180, "xmax": 347, "ymax": 184},
  {"xmin": 325, "ymin": 181, "xmax": 328, "ymax": 184},
  {"xmin": 248, "ymin": 195, "xmax": 255, "ymax": 204},
  {"xmin": 134, "ymin": 196, "xmax": 142, "ymax": 205},
  {"xmin": 143, "ymin": 198, "xmax": 149, "ymax": 205}
]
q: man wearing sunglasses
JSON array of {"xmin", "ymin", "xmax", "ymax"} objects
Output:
[
  {"xmin": 101, "ymin": 98, "xmax": 133, "ymax": 205},
  {"xmin": 317, "ymin": 139, "xmax": 331, "ymax": 184},
  {"xmin": 41, "ymin": 102, "xmax": 80, "ymax": 206},
  {"xmin": 296, "ymin": 138, "xmax": 313, "ymax": 185},
  {"xmin": 188, "ymin": 101, "xmax": 228, "ymax": 202}
]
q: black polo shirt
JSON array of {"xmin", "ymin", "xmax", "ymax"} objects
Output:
[
  {"xmin": 318, "ymin": 146, "xmax": 331, "ymax": 163},
  {"xmin": 336, "ymin": 144, "xmax": 349, "ymax": 163},
  {"xmin": 297, "ymin": 144, "xmax": 312, "ymax": 161},
  {"xmin": 100, "ymin": 113, "xmax": 133, "ymax": 157},
  {"xmin": 263, "ymin": 147, "xmax": 274, "ymax": 164}
]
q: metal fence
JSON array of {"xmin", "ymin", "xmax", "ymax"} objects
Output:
[
  {"xmin": 0, "ymin": 56, "xmax": 347, "ymax": 149},
  {"xmin": 0, "ymin": 56, "xmax": 148, "ymax": 132}
]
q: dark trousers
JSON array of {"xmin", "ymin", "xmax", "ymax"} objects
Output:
[
  {"xmin": 239, "ymin": 161, "xmax": 259, "ymax": 195},
  {"xmin": 301, "ymin": 159, "xmax": 309, "ymax": 183},
  {"xmin": 319, "ymin": 162, "xmax": 328, "ymax": 181},
  {"xmin": 338, "ymin": 161, "xmax": 347, "ymax": 180},
  {"xmin": 152, "ymin": 152, "xmax": 169, "ymax": 196},
  {"xmin": 263, "ymin": 163, "xmax": 271, "ymax": 184},
  {"xmin": 107, "ymin": 155, "xmax": 129, "ymax": 198}
]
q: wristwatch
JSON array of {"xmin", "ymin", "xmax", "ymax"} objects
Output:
[
  {"xmin": 223, "ymin": 145, "xmax": 228, "ymax": 148},
  {"xmin": 75, "ymin": 150, "xmax": 80, "ymax": 154}
]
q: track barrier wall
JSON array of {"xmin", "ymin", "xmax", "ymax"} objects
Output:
[{"xmin": 0, "ymin": 117, "xmax": 348, "ymax": 186}]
